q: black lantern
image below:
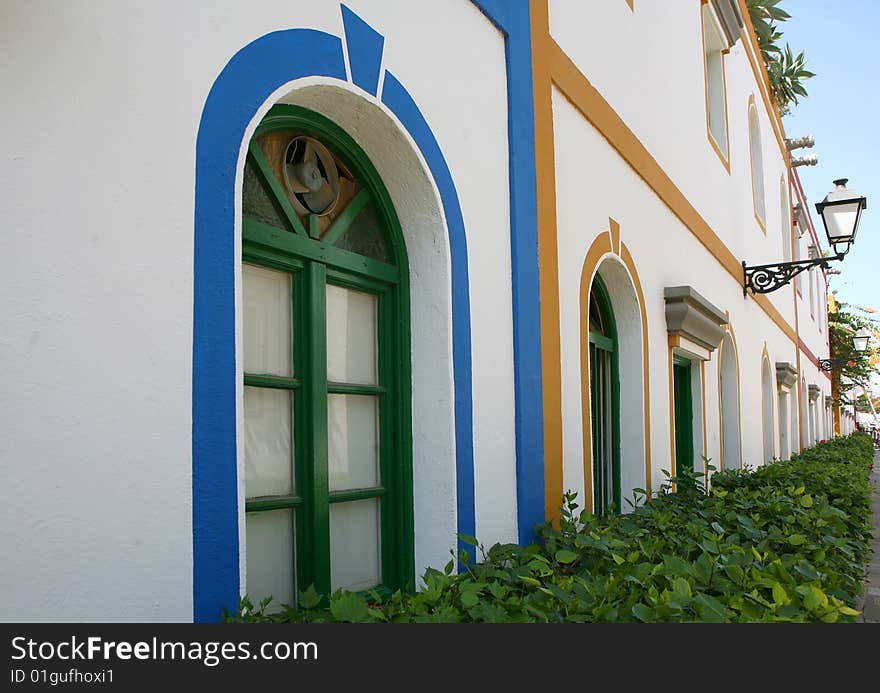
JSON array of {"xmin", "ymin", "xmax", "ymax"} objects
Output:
[
  {"xmin": 819, "ymin": 326, "xmax": 873, "ymax": 371},
  {"xmin": 815, "ymin": 179, "xmax": 867, "ymax": 256},
  {"xmin": 743, "ymin": 179, "xmax": 867, "ymax": 296}
]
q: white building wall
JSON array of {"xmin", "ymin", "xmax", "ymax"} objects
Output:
[
  {"xmin": 552, "ymin": 80, "xmax": 795, "ymax": 496},
  {"xmin": 1, "ymin": 0, "xmax": 516, "ymax": 620},
  {"xmin": 548, "ymin": 0, "xmax": 795, "ymax": 330}
]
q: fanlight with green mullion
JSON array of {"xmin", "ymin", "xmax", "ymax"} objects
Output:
[{"xmin": 243, "ymin": 129, "xmax": 391, "ymax": 264}]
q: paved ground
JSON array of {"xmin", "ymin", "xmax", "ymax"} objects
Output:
[{"xmin": 857, "ymin": 447, "xmax": 880, "ymax": 623}]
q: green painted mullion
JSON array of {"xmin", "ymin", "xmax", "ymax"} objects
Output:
[
  {"xmin": 391, "ymin": 270, "xmax": 415, "ymax": 591},
  {"xmin": 243, "ymin": 374, "xmax": 300, "ymax": 390},
  {"xmin": 247, "ymin": 144, "xmax": 309, "ymax": 237},
  {"xmin": 242, "ymin": 240, "xmax": 305, "ymax": 274},
  {"xmin": 377, "ymin": 288, "xmax": 394, "ymax": 588},
  {"xmin": 327, "ymin": 382, "xmax": 385, "ymax": 396},
  {"xmin": 305, "ymin": 261, "xmax": 330, "ymax": 596},
  {"xmin": 245, "ymin": 496, "xmax": 304, "ymax": 512},
  {"xmin": 308, "ymin": 214, "xmax": 321, "ymax": 240},
  {"xmin": 328, "ymin": 487, "xmax": 386, "ymax": 504},
  {"xmin": 321, "ymin": 188, "xmax": 371, "ymax": 246},
  {"xmin": 292, "ymin": 269, "xmax": 310, "ymax": 602},
  {"xmin": 244, "ymin": 218, "xmax": 399, "ymax": 284}
]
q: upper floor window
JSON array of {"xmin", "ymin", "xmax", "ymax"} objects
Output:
[
  {"xmin": 702, "ymin": 2, "xmax": 729, "ymax": 162},
  {"xmin": 780, "ymin": 177, "xmax": 791, "ymax": 262},
  {"xmin": 749, "ymin": 101, "xmax": 765, "ymax": 227}
]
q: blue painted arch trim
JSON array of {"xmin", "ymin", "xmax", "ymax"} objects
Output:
[{"xmin": 193, "ymin": 20, "xmax": 475, "ymax": 621}]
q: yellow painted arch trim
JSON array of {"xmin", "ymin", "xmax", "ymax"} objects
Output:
[{"xmin": 578, "ymin": 228, "xmax": 652, "ymax": 516}]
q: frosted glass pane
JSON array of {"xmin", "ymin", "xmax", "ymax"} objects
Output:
[
  {"xmin": 334, "ymin": 201, "xmax": 389, "ymax": 263},
  {"xmin": 242, "ymin": 158, "xmax": 292, "ymax": 232},
  {"xmin": 246, "ymin": 509, "xmax": 295, "ymax": 610},
  {"xmin": 330, "ymin": 499, "xmax": 381, "ymax": 593},
  {"xmin": 243, "ymin": 264, "xmax": 292, "ymax": 376},
  {"xmin": 326, "ymin": 284, "xmax": 376, "ymax": 384},
  {"xmin": 328, "ymin": 394, "xmax": 378, "ymax": 492},
  {"xmin": 245, "ymin": 387, "xmax": 293, "ymax": 497}
]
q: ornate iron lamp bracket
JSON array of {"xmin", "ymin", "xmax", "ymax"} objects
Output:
[{"xmin": 742, "ymin": 256, "xmax": 834, "ymax": 296}]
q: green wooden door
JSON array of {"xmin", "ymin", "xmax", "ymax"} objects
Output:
[{"xmin": 673, "ymin": 357, "xmax": 694, "ymax": 479}]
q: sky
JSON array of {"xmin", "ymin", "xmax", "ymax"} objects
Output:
[
  {"xmin": 779, "ymin": 1, "xmax": 880, "ymax": 317},
  {"xmin": 779, "ymin": 1, "xmax": 880, "ymax": 399}
]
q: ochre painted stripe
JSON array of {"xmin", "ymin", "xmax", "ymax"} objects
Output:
[
  {"xmin": 548, "ymin": 39, "xmax": 797, "ymax": 344},
  {"xmin": 530, "ymin": 0, "xmax": 564, "ymax": 525},
  {"xmin": 610, "ymin": 218, "xmax": 621, "ymax": 256},
  {"xmin": 579, "ymin": 233, "xmax": 613, "ymax": 514},
  {"xmin": 619, "ymin": 241, "xmax": 652, "ymax": 495}
]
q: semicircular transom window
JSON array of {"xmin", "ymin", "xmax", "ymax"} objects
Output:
[{"xmin": 243, "ymin": 122, "xmax": 392, "ymax": 264}]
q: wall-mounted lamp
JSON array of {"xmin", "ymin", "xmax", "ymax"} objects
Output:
[
  {"xmin": 818, "ymin": 327, "xmax": 872, "ymax": 371},
  {"xmin": 743, "ymin": 179, "xmax": 867, "ymax": 295}
]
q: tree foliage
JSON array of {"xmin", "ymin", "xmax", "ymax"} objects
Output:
[
  {"xmin": 746, "ymin": 0, "xmax": 815, "ymax": 115},
  {"xmin": 827, "ymin": 294, "xmax": 880, "ymax": 405}
]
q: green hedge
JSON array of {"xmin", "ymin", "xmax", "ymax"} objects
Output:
[{"xmin": 227, "ymin": 433, "xmax": 874, "ymax": 623}]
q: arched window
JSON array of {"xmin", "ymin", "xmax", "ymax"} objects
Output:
[
  {"xmin": 718, "ymin": 333, "xmax": 741, "ymax": 470},
  {"xmin": 800, "ymin": 377, "xmax": 809, "ymax": 449},
  {"xmin": 780, "ymin": 177, "xmax": 791, "ymax": 262},
  {"xmin": 241, "ymin": 104, "xmax": 412, "ymax": 606},
  {"xmin": 761, "ymin": 357, "xmax": 775, "ymax": 463},
  {"xmin": 749, "ymin": 102, "xmax": 765, "ymax": 227},
  {"xmin": 588, "ymin": 277, "xmax": 620, "ymax": 515}
]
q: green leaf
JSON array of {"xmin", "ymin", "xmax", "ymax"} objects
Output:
[
  {"xmin": 555, "ymin": 550, "xmax": 579, "ymax": 564},
  {"xmin": 771, "ymin": 581, "xmax": 789, "ymax": 606},
  {"xmin": 631, "ymin": 603, "xmax": 655, "ymax": 623},
  {"xmin": 788, "ymin": 533, "xmax": 806, "ymax": 546},
  {"xmin": 694, "ymin": 593, "xmax": 729, "ymax": 622},
  {"xmin": 671, "ymin": 577, "xmax": 692, "ymax": 600},
  {"xmin": 799, "ymin": 495, "xmax": 813, "ymax": 508},
  {"xmin": 838, "ymin": 606, "xmax": 861, "ymax": 617},
  {"xmin": 662, "ymin": 554, "xmax": 693, "ymax": 577},
  {"xmin": 611, "ymin": 553, "xmax": 626, "ymax": 565},
  {"xmin": 329, "ymin": 591, "xmax": 370, "ymax": 622},
  {"xmin": 458, "ymin": 533, "xmax": 479, "ymax": 547},
  {"xmin": 460, "ymin": 591, "xmax": 480, "ymax": 609},
  {"xmin": 802, "ymin": 586, "xmax": 828, "ymax": 612},
  {"xmin": 298, "ymin": 584, "xmax": 323, "ymax": 610},
  {"xmin": 710, "ymin": 521, "xmax": 725, "ymax": 534}
]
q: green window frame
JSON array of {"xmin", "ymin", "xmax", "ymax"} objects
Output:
[
  {"xmin": 672, "ymin": 356, "xmax": 694, "ymax": 477},
  {"xmin": 241, "ymin": 104, "xmax": 414, "ymax": 604},
  {"xmin": 588, "ymin": 276, "xmax": 620, "ymax": 515}
]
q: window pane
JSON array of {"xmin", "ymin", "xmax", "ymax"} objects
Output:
[
  {"xmin": 246, "ymin": 509, "xmax": 295, "ymax": 610},
  {"xmin": 333, "ymin": 201, "xmax": 389, "ymax": 263},
  {"xmin": 243, "ymin": 264, "xmax": 292, "ymax": 377},
  {"xmin": 242, "ymin": 158, "xmax": 292, "ymax": 232},
  {"xmin": 328, "ymin": 394, "xmax": 378, "ymax": 492},
  {"xmin": 326, "ymin": 284, "xmax": 377, "ymax": 385},
  {"xmin": 330, "ymin": 499, "xmax": 381, "ymax": 593},
  {"xmin": 245, "ymin": 387, "xmax": 293, "ymax": 497}
]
